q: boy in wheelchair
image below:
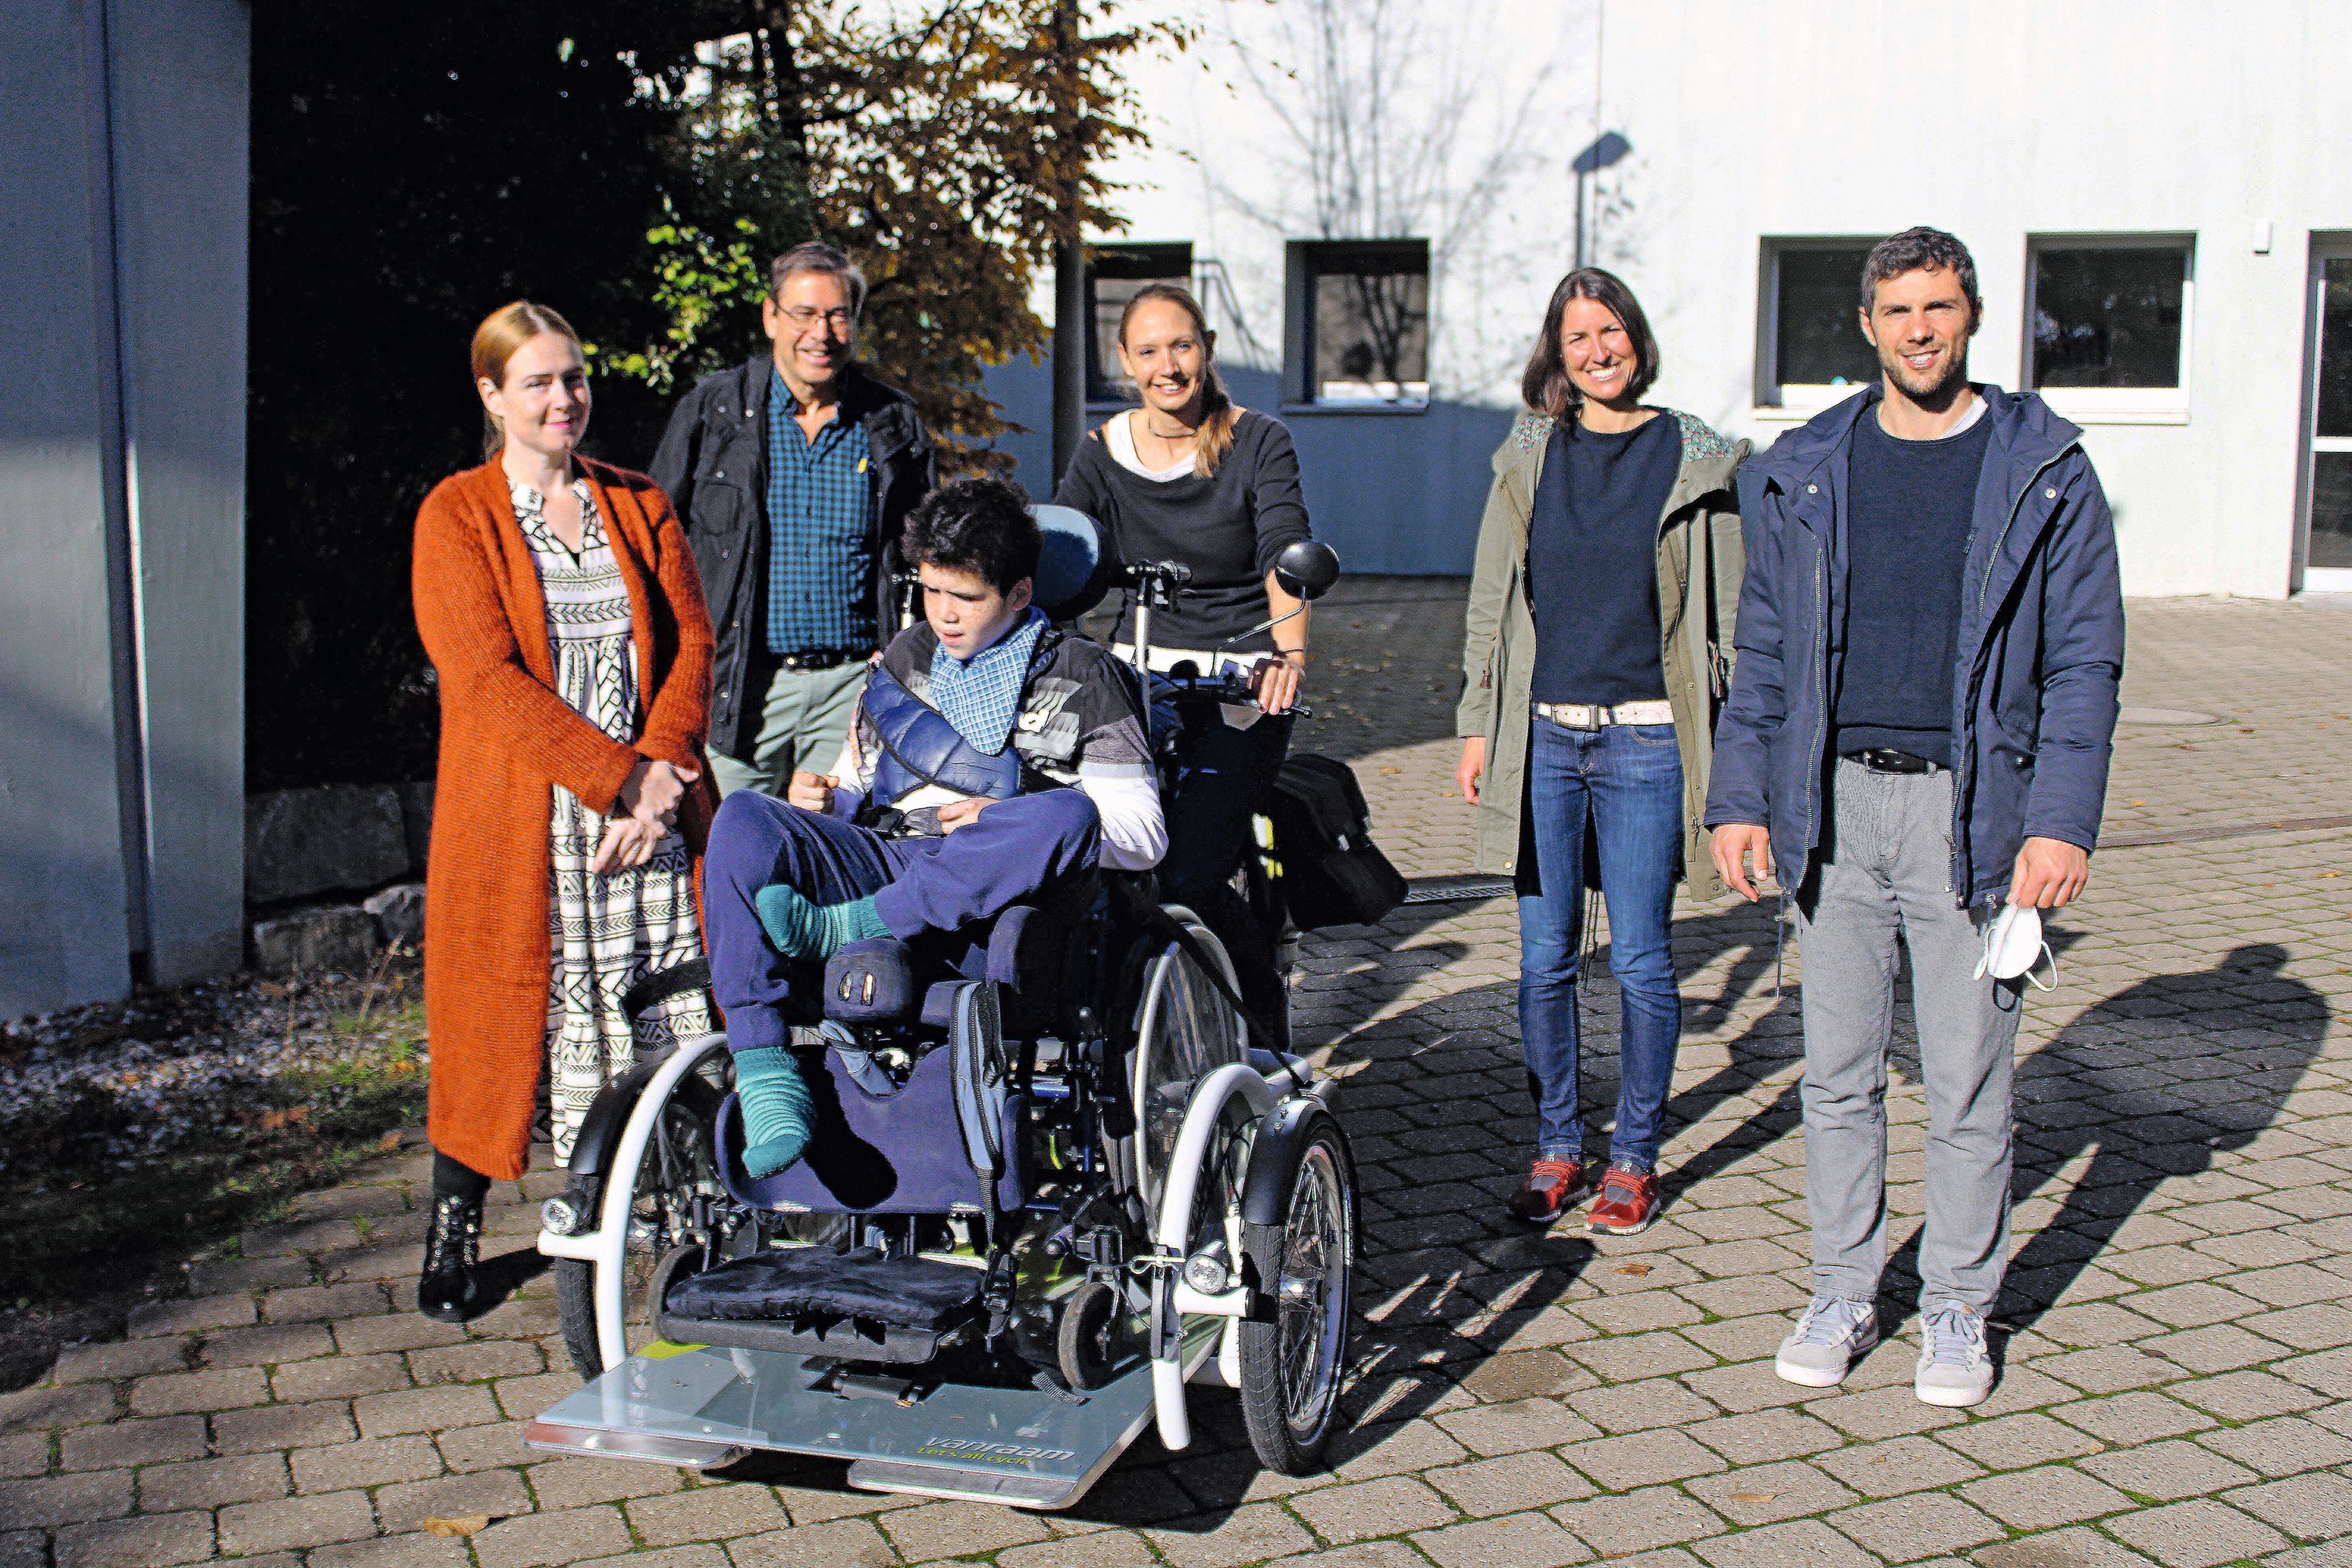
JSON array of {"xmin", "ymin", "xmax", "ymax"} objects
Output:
[{"xmin": 704, "ymin": 476, "xmax": 1166, "ymax": 1179}]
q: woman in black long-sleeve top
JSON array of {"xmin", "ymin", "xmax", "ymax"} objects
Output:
[{"xmin": 1054, "ymin": 282, "xmax": 1314, "ymax": 1036}]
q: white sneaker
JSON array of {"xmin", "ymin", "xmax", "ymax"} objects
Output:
[
  {"xmin": 1915, "ymin": 1304, "xmax": 1995, "ymax": 1406},
  {"xmin": 1775, "ymin": 1294, "xmax": 1878, "ymax": 1388}
]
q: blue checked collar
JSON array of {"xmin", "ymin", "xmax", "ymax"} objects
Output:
[
  {"xmin": 770, "ymin": 367, "xmax": 805, "ymax": 417},
  {"xmin": 927, "ymin": 608, "xmax": 1047, "ymax": 756}
]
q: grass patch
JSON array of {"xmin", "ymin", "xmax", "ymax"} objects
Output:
[
  {"xmin": 0, "ymin": 967, "xmax": 430, "ymax": 1388},
  {"xmin": 0, "ymin": 1022, "xmax": 426, "ymax": 1304}
]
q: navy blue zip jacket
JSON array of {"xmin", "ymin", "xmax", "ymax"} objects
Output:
[{"xmin": 1703, "ymin": 383, "xmax": 2125, "ymax": 912}]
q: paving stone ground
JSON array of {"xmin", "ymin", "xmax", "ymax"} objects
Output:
[{"xmin": 3, "ymin": 586, "xmax": 2347, "ymax": 1568}]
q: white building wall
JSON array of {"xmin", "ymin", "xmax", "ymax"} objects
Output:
[
  {"xmin": 0, "ymin": 0, "xmax": 248, "ymax": 1017},
  {"xmin": 105, "ymin": 0, "xmax": 250, "ymax": 984},
  {"xmin": 1598, "ymin": 0, "xmax": 2352, "ymax": 598},
  {"xmin": 0, "ymin": 0, "xmax": 141, "ymax": 1015},
  {"xmin": 989, "ymin": 0, "xmax": 2352, "ymax": 598}
]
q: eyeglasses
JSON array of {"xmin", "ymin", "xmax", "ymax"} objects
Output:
[{"xmin": 779, "ymin": 305, "xmax": 856, "ymax": 331}]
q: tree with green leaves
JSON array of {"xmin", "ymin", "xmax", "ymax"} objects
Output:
[
  {"xmin": 615, "ymin": 2, "xmax": 1182, "ymax": 470},
  {"xmin": 248, "ymin": 2, "xmax": 1179, "ymax": 790}
]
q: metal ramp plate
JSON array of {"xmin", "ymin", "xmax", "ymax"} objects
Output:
[{"xmin": 526, "ymin": 1341, "xmax": 1159, "ymax": 1510}]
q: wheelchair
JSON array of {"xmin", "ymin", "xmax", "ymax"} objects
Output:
[{"xmin": 527, "ymin": 514, "xmax": 1357, "ymax": 1510}]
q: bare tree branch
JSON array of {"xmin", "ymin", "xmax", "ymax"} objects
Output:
[{"xmin": 1195, "ymin": 0, "xmax": 1566, "ymax": 396}]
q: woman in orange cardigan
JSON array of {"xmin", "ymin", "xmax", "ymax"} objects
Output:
[{"xmin": 410, "ymin": 301, "xmax": 720, "ymax": 1320}]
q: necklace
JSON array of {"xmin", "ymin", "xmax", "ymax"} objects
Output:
[{"xmin": 1144, "ymin": 422, "xmax": 1196, "ymax": 441}]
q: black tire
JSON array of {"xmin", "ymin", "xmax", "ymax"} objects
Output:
[
  {"xmin": 1237, "ymin": 1113, "xmax": 1354, "ymax": 1474},
  {"xmin": 1056, "ymin": 1279, "xmax": 1126, "ymax": 1391},
  {"xmin": 554, "ymin": 1072, "xmax": 725, "ymax": 1380}
]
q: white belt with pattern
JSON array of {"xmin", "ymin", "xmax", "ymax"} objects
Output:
[{"xmin": 1534, "ymin": 699, "xmax": 1675, "ymax": 730}]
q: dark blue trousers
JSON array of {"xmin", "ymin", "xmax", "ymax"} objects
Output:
[
  {"xmin": 1160, "ymin": 707, "xmax": 1294, "ymax": 1026},
  {"xmin": 705, "ymin": 789, "xmax": 1101, "ymax": 1050}
]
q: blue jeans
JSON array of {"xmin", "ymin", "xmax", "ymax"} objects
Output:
[{"xmin": 1517, "ymin": 717, "xmax": 1685, "ymax": 1171}]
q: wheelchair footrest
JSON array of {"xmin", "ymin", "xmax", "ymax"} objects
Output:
[{"xmin": 659, "ymin": 1248, "xmax": 985, "ymax": 1365}]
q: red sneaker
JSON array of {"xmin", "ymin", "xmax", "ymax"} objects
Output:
[
  {"xmin": 1586, "ymin": 1165, "xmax": 1662, "ymax": 1235},
  {"xmin": 1508, "ymin": 1157, "xmax": 1584, "ymax": 1225}
]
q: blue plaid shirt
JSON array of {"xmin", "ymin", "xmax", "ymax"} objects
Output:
[
  {"xmin": 764, "ymin": 368, "xmax": 876, "ymax": 655},
  {"xmin": 928, "ymin": 608, "xmax": 1048, "ymax": 756}
]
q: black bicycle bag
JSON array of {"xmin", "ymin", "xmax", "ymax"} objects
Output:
[{"xmin": 1265, "ymin": 753, "xmax": 1406, "ymax": 930}]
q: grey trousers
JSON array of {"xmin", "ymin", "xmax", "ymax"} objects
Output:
[
  {"xmin": 1795, "ymin": 759, "xmax": 2023, "ymax": 1314},
  {"xmin": 708, "ymin": 659, "xmax": 868, "ymax": 798}
]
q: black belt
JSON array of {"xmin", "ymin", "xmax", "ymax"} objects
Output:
[
  {"xmin": 773, "ymin": 647, "xmax": 866, "ymax": 672},
  {"xmin": 1844, "ymin": 747, "xmax": 1943, "ymax": 775}
]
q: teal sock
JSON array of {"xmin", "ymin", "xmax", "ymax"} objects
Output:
[
  {"xmin": 732, "ymin": 1046, "xmax": 814, "ymax": 1178},
  {"xmin": 755, "ymin": 886, "xmax": 890, "ymax": 960}
]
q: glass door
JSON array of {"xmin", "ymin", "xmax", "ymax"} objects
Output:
[{"xmin": 2302, "ymin": 241, "xmax": 2352, "ymax": 592}]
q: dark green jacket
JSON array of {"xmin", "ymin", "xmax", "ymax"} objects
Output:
[{"xmin": 1456, "ymin": 408, "xmax": 1749, "ymax": 895}]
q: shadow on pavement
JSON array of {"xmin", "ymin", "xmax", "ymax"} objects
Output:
[
  {"xmin": 1084, "ymin": 894, "xmax": 1800, "ymax": 1532},
  {"xmin": 1996, "ymin": 941, "xmax": 2330, "ymax": 1330},
  {"xmin": 1682, "ymin": 935, "xmax": 2329, "ymax": 1351},
  {"xmin": 994, "ymin": 916, "xmax": 2328, "ymax": 1526},
  {"xmin": 468, "ymin": 1244, "xmax": 551, "ymax": 1318}
]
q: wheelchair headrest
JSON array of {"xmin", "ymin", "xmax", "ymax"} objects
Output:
[{"xmin": 1030, "ymin": 503, "xmax": 1117, "ymax": 623}]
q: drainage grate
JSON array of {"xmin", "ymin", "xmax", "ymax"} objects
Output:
[
  {"xmin": 1403, "ymin": 875, "xmax": 1516, "ymax": 905},
  {"xmin": 2118, "ymin": 706, "xmax": 2224, "ymax": 726},
  {"xmin": 2102, "ymin": 814, "xmax": 2352, "ymax": 849}
]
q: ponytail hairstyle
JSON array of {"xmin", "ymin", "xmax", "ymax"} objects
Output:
[
  {"xmin": 1116, "ymin": 281, "xmax": 1239, "ymax": 477},
  {"xmin": 470, "ymin": 299, "xmax": 583, "ymax": 456},
  {"xmin": 1519, "ymin": 267, "xmax": 1660, "ymax": 420}
]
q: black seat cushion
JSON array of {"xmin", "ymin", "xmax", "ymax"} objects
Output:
[
  {"xmin": 663, "ymin": 1247, "xmax": 985, "ymax": 1333},
  {"xmin": 807, "ymin": 870, "xmax": 1105, "ymax": 1031},
  {"xmin": 822, "ymin": 938, "xmax": 920, "ymax": 1022}
]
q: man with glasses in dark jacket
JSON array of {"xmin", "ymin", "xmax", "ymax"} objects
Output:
[
  {"xmin": 652, "ymin": 241, "xmax": 936, "ymax": 797},
  {"xmin": 1708, "ymin": 227, "xmax": 2125, "ymax": 1408}
]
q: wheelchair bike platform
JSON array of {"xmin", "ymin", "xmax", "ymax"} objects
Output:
[{"xmin": 526, "ymin": 1338, "xmax": 1186, "ymax": 1509}]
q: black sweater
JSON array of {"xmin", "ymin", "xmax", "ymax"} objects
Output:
[
  {"xmin": 1832, "ymin": 407, "xmax": 1995, "ymax": 766},
  {"xmin": 1527, "ymin": 414, "xmax": 1679, "ymax": 706},
  {"xmin": 1053, "ymin": 409, "xmax": 1314, "ymax": 651}
]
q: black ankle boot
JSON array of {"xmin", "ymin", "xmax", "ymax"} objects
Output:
[{"xmin": 418, "ymin": 1191, "xmax": 483, "ymax": 1322}]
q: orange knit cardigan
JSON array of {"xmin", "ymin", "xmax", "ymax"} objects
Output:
[{"xmin": 412, "ymin": 456, "xmax": 720, "ymax": 1180}]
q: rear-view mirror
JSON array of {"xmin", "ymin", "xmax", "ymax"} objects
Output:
[{"xmin": 1273, "ymin": 540, "xmax": 1340, "ymax": 601}]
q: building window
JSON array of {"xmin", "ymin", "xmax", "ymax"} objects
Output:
[
  {"xmin": 1285, "ymin": 240, "xmax": 1430, "ymax": 408},
  {"xmin": 2026, "ymin": 236, "xmax": 2194, "ymax": 419},
  {"xmin": 1758, "ymin": 239, "xmax": 1879, "ymax": 408},
  {"xmin": 2303, "ymin": 249, "xmax": 2352, "ymax": 582},
  {"xmin": 1085, "ymin": 243, "xmax": 1193, "ymax": 405}
]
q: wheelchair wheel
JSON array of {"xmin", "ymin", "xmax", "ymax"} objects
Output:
[
  {"xmin": 554, "ymin": 1069, "xmax": 727, "ymax": 1380},
  {"xmin": 1131, "ymin": 919, "xmax": 1249, "ymax": 1214},
  {"xmin": 1238, "ymin": 1110, "xmax": 1354, "ymax": 1474},
  {"xmin": 1056, "ymin": 1279, "xmax": 1126, "ymax": 1391}
]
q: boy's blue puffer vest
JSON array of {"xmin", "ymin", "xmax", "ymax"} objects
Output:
[{"xmin": 862, "ymin": 663, "xmax": 1023, "ymax": 808}]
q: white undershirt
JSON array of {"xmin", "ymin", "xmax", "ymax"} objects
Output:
[
  {"xmin": 1107, "ymin": 410, "xmax": 1198, "ymax": 482},
  {"xmin": 1878, "ymin": 392, "xmax": 1989, "ymax": 441}
]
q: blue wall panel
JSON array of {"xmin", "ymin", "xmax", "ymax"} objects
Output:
[{"xmin": 978, "ymin": 356, "xmax": 1497, "ymax": 577}]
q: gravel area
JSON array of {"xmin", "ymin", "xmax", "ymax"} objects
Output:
[{"xmin": 0, "ymin": 957, "xmax": 423, "ymax": 1181}]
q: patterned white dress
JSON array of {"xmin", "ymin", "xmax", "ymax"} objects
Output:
[{"xmin": 513, "ymin": 477, "xmax": 714, "ymax": 1160}]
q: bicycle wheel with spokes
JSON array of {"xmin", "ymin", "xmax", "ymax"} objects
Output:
[
  {"xmin": 1237, "ymin": 1112, "xmax": 1355, "ymax": 1473},
  {"xmin": 1129, "ymin": 920, "xmax": 1248, "ymax": 1218}
]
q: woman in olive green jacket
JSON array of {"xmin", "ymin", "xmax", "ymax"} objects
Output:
[{"xmin": 1454, "ymin": 268, "xmax": 1748, "ymax": 1234}]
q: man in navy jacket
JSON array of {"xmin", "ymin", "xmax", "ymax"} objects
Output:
[{"xmin": 1707, "ymin": 228, "xmax": 2125, "ymax": 1408}]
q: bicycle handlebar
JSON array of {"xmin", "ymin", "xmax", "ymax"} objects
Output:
[{"xmin": 1123, "ymin": 559, "xmax": 1192, "ymax": 611}]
